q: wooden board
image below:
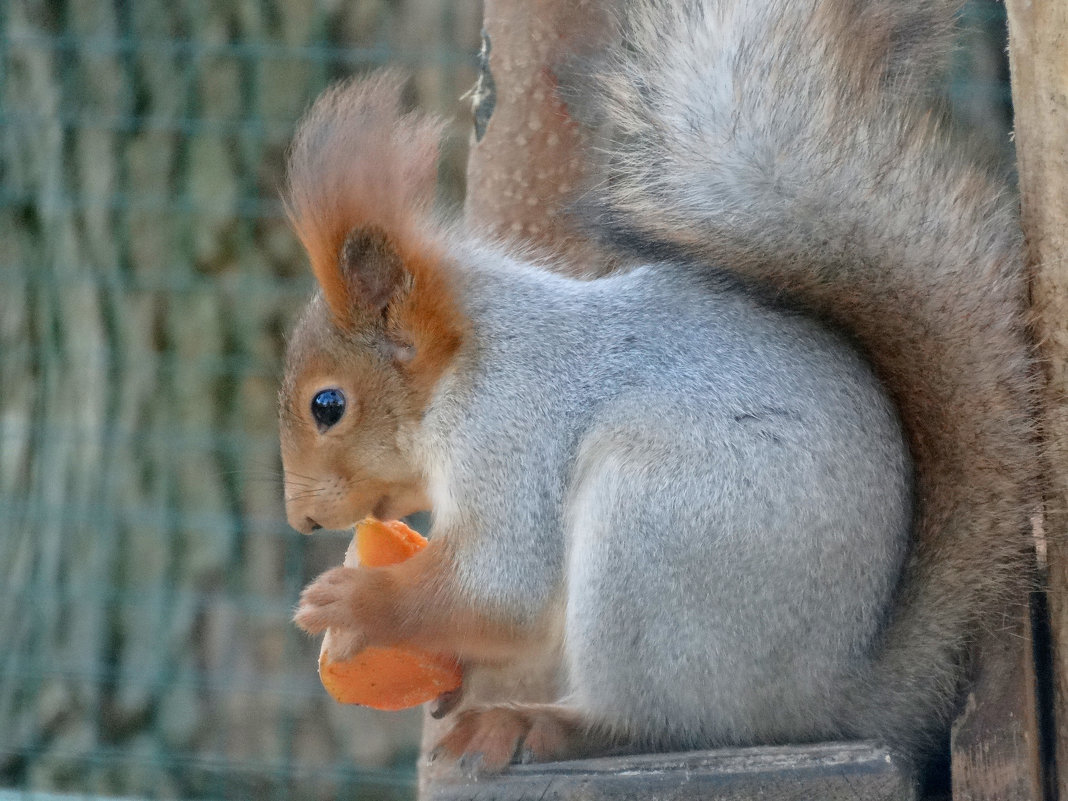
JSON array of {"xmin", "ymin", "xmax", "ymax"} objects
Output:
[
  {"xmin": 427, "ymin": 741, "xmax": 917, "ymax": 801},
  {"xmin": 950, "ymin": 603, "xmax": 1046, "ymax": 800},
  {"xmin": 1005, "ymin": 0, "xmax": 1068, "ymax": 798}
]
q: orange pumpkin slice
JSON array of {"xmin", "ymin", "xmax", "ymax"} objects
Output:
[{"xmin": 318, "ymin": 517, "xmax": 463, "ymax": 710}]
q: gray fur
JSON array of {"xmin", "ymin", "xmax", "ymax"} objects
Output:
[
  {"xmin": 571, "ymin": 0, "xmax": 1036, "ymax": 756},
  {"xmin": 418, "ymin": 246, "xmax": 912, "ymax": 749}
]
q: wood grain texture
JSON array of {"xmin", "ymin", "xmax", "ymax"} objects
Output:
[
  {"xmin": 1006, "ymin": 0, "xmax": 1068, "ymax": 799},
  {"xmin": 950, "ymin": 607, "xmax": 1045, "ymax": 800},
  {"xmin": 427, "ymin": 742, "xmax": 917, "ymax": 801}
]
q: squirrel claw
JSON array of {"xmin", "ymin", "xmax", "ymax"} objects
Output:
[
  {"xmin": 457, "ymin": 751, "xmax": 486, "ymax": 779},
  {"xmin": 323, "ymin": 628, "xmax": 366, "ymax": 662},
  {"xmin": 430, "ymin": 686, "xmax": 464, "ymax": 719},
  {"xmin": 433, "ymin": 705, "xmax": 581, "ymax": 776}
]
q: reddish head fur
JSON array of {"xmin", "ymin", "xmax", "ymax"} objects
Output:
[{"xmin": 279, "ymin": 73, "xmax": 470, "ymax": 533}]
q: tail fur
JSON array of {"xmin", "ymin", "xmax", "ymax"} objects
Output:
[{"xmin": 576, "ymin": 0, "xmax": 1037, "ymax": 754}]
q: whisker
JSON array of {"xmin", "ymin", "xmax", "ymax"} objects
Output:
[
  {"xmin": 285, "ymin": 489, "xmax": 326, "ymax": 502},
  {"xmin": 285, "ymin": 470, "xmax": 326, "ymax": 483}
]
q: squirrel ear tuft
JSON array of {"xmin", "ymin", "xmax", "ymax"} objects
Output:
[
  {"xmin": 338, "ymin": 226, "xmax": 406, "ymax": 315},
  {"xmin": 284, "ymin": 72, "xmax": 445, "ymax": 328}
]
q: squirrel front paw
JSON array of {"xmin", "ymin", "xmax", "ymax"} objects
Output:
[
  {"xmin": 430, "ymin": 705, "xmax": 585, "ymax": 777},
  {"xmin": 294, "ymin": 566, "xmax": 383, "ymax": 660}
]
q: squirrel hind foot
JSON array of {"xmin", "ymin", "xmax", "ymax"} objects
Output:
[{"xmin": 432, "ymin": 704, "xmax": 589, "ymax": 775}]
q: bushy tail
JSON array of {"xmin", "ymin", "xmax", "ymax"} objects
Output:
[{"xmin": 577, "ymin": 0, "xmax": 1036, "ymax": 755}]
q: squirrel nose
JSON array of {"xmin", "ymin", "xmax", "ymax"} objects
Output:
[{"xmin": 285, "ymin": 505, "xmax": 324, "ymax": 535}]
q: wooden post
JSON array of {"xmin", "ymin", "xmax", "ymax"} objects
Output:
[
  {"xmin": 1006, "ymin": 0, "xmax": 1068, "ymax": 798},
  {"xmin": 461, "ymin": 0, "xmax": 620, "ymax": 271},
  {"xmin": 950, "ymin": 609, "xmax": 1045, "ymax": 800}
]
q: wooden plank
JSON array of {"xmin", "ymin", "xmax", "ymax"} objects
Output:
[
  {"xmin": 1005, "ymin": 0, "xmax": 1068, "ymax": 798},
  {"xmin": 950, "ymin": 603, "xmax": 1045, "ymax": 800},
  {"xmin": 426, "ymin": 742, "xmax": 917, "ymax": 801}
]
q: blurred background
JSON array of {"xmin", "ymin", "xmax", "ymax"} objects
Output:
[
  {"xmin": 0, "ymin": 1, "xmax": 478, "ymax": 799},
  {"xmin": 0, "ymin": 1, "xmax": 1012, "ymax": 799}
]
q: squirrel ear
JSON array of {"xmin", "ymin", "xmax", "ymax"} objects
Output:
[{"xmin": 335, "ymin": 226, "xmax": 407, "ymax": 317}]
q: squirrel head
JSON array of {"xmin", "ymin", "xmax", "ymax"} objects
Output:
[{"xmin": 278, "ymin": 73, "xmax": 466, "ymax": 533}]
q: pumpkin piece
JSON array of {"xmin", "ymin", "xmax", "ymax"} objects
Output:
[
  {"xmin": 318, "ymin": 517, "xmax": 463, "ymax": 710},
  {"xmin": 355, "ymin": 517, "xmax": 432, "ymax": 567}
]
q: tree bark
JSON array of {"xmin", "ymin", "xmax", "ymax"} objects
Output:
[{"xmin": 462, "ymin": 0, "xmax": 621, "ymax": 273}]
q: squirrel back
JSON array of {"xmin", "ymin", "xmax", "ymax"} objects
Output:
[{"xmin": 573, "ymin": 0, "xmax": 1037, "ymax": 752}]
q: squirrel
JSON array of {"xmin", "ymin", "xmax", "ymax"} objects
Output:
[{"xmin": 282, "ymin": 0, "xmax": 1036, "ymax": 776}]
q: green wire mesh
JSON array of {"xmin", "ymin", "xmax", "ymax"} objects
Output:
[
  {"xmin": 0, "ymin": 1, "xmax": 1011, "ymax": 800},
  {"xmin": 1, "ymin": 2, "xmax": 478, "ymax": 799}
]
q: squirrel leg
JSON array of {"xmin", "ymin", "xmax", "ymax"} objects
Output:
[{"xmin": 294, "ymin": 536, "xmax": 540, "ymax": 663}]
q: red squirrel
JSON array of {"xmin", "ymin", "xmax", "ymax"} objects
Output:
[{"xmin": 282, "ymin": 0, "xmax": 1035, "ymax": 776}]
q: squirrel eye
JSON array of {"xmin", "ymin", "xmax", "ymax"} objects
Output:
[{"xmin": 311, "ymin": 388, "xmax": 346, "ymax": 430}]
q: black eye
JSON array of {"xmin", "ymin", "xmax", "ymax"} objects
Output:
[{"xmin": 311, "ymin": 388, "xmax": 346, "ymax": 430}]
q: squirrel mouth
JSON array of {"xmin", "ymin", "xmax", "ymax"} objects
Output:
[{"xmin": 371, "ymin": 495, "xmax": 393, "ymax": 520}]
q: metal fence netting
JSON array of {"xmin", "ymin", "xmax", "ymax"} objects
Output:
[
  {"xmin": 0, "ymin": 1, "xmax": 1012, "ymax": 799},
  {"xmin": 1, "ymin": 2, "xmax": 477, "ymax": 799}
]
